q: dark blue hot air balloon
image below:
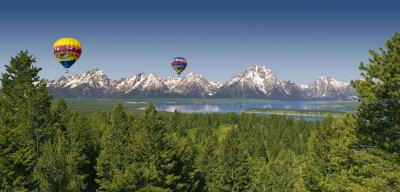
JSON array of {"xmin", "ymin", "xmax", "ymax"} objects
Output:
[{"xmin": 171, "ymin": 57, "xmax": 187, "ymax": 76}]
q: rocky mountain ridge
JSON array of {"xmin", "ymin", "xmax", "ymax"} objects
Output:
[{"xmin": 47, "ymin": 65, "xmax": 358, "ymax": 100}]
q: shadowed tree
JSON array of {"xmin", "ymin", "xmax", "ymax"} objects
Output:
[
  {"xmin": 0, "ymin": 51, "xmax": 52, "ymax": 191},
  {"xmin": 34, "ymin": 130, "xmax": 86, "ymax": 191}
]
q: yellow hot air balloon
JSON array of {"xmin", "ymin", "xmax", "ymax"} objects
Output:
[{"xmin": 53, "ymin": 38, "xmax": 82, "ymax": 73}]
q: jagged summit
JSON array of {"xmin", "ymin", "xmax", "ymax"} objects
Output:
[
  {"xmin": 215, "ymin": 64, "xmax": 286, "ymax": 98},
  {"xmin": 163, "ymin": 76, "xmax": 181, "ymax": 90},
  {"xmin": 307, "ymin": 76, "xmax": 356, "ymax": 100},
  {"xmin": 173, "ymin": 72, "xmax": 218, "ymax": 96},
  {"xmin": 86, "ymin": 67, "xmax": 104, "ymax": 73},
  {"xmin": 238, "ymin": 64, "xmax": 276, "ymax": 86},
  {"xmin": 47, "ymin": 67, "xmax": 112, "ymax": 98},
  {"xmin": 248, "ymin": 64, "xmax": 273, "ymax": 72},
  {"xmin": 48, "ymin": 67, "xmax": 110, "ymax": 89},
  {"xmin": 47, "ymin": 65, "xmax": 357, "ymax": 100},
  {"xmin": 316, "ymin": 76, "xmax": 349, "ymax": 87}
]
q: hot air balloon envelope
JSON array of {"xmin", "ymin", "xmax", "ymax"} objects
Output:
[
  {"xmin": 171, "ymin": 57, "xmax": 187, "ymax": 76},
  {"xmin": 53, "ymin": 38, "xmax": 82, "ymax": 72}
]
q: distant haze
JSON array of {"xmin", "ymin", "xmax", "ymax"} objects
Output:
[{"xmin": 0, "ymin": 0, "xmax": 399, "ymax": 84}]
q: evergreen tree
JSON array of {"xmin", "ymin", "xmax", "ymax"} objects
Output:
[
  {"xmin": 35, "ymin": 99, "xmax": 100, "ymax": 191},
  {"xmin": 67, "ymin": 111, "xmax": 99, "ymax": 192},
  {"xmin": 0, "ymin": 51, "xmax": 52, "ymax": 191},
  {"xmin": 303, "ymin": 115, "xmax": 356, "ymax": 191},
  {"xmin": 215, "ymin": 127, "xmax": 250, "ymax": 192},
  {"xmin": 304, "ymin": 115, "xmax": 400, "ymax": 191},
  {"xmin": 50, "ymin": 99, "xmax": 70, "ymax": 132},
  {"xmin": 352, "ymin": 32, "xmax": 400, "ymax": 153},
  {"xmin": 120, "ymin": 104, "xmax": 201, "ymax": 191},
  {"xmin": 195, "ymin": 131, "xmax": 219, "ymax": 191},
  {"xmin": 250, "ymin": 150, "xmax": 306, "ymax": 192},
  {"xmin": 34, "ymin": 130, "xmax": 86, "ymax": 191},
  {"xmin": 136, "ymin": 186, "xmax": 173, "ymax": 192},
  {"xmin": 96, "ymin": 103, "xmax": 133, "ymax": 191},
  {"xmin": 303, "ymin": 116, "xmax": 335, "ymax": 191},
  {"xmin": 173, "ymin": 137, "xmax": 203, "ymax": 191}
]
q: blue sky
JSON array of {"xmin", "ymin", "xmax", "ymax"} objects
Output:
[{"xmin": 0, "ymin": 0, "xmax": 399, "ymax": 84}]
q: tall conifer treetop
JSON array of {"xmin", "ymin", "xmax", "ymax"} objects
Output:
[
  {"xmin": 352, "ymin": 32, "xmax": 400, "ymax": 152},
  {"xmin": 0, "ymin": 50, "xmax": 52, "ymax": 191}
]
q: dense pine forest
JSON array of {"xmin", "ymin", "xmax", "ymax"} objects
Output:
[{"xmin": 1, "ymin": 33, "xmax": 399, "ymax": 192}]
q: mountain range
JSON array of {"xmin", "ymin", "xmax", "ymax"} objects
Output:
[{"xmin": 47, "ymin": 64, "xmax": 357, "ymax": 100}]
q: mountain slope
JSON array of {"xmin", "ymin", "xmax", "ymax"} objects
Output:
[
  {"xmin": 47, "ymin": 68, "xmax": 112, "ymax": 98},
  {"xmin": 214, "ymin": 64, "xmax": 304, "ymax": 99},
  {"xmin": 282, "ymin": 80, "xmax": 309, "ymax": 100},
  {"xmin": 306, "ymin": 76, "xmax": 357, "ymax": 100},
  {"xmin": 171, "ymin": 73, "xmax": 219, "ymax": 97},
  {"xmin": 114, "ymin": 73, "xmax": 173, "ymax": 97},
  {"xmin": 46, "ymin": 65, "xmax": 357, "ymax": 100}
]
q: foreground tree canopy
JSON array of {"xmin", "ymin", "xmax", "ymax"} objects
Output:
[
  {"xmin": 352, "ymin": 32, "xmax": 400, "ymax": 153},
  {"xmin": 0, "ymin": 32, "xmax": 399, "ymax": 191}
]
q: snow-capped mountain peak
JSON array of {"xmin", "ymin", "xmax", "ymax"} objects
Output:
[
  {"xmin": 48, "ymin": 67, "xmax": 111, "ymax": 89},
  {"xmin": 222, "ymin": 64, "xmax": 282, "ymax": 95},
  {"xmin": 47, "ymin": 66, "xmax": 357, "ymax": 100},
  {"xmin": 307, "ymin": 76, "xmax": 355, "ymax": 100},
  {"xmin": 141, "ymin": 73, "xmax": 165, "ymax": 90},
  {"xmin": 114, "ymin": 73, "xmax": 145, "ymax": 92},
  {"xmin": 116, "ymin": 73, "xmax": 165, "ymax": 92},
  {"xmin": 86, "ymin": 67, "xmax": 106, "ymax": 76},
  {"xmin": 162, "ymin": 76, "xmax": 181, "ymax": 90},
  {"xmin": 316, "ymin": 76, "xmax": 349, "ymax": 88},
  {"xmin": 243, "ymin": 64, "xmax": 275, "ymax": 80},
  {"xmin": 172, "ymin": 72, "xmax": 219, "ymax": 96}
]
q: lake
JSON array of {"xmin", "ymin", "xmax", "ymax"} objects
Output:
[
  {"xmin": 147, "ymin": 100, "xmax": 357, "ymax": 113},
  {"xmin": 63, "ymin": 98, "xmax": 358, "ymax": 120}
]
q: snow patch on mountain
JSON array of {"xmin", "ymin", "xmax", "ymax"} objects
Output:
[
  {"xmin": 162, "ymin": 76, "xmax": 181, "ymax": 90},
  {"xmin": 300, "ymin": 84, "xmax": 309, "ymax": 89},
  {"xmin": 48, "ymin": 68, "xmax": 111, "ymax": 89},
  {"xmin": 307, "ymin": 76, "xmax": 356, "ymax": 100},
  {"xmin": 224, "ymin": 64, "xmax": 282, "ymax": 94},
  {"xmin": 172, "ymin": 72, "xmax": 219, "ymax": 96},
  {"xmin": 46, "ymin": 65, "xmax": 357, "ymax": 100},
  {"xmin": 210, "ymin": 81, "xmax": 223, "ymax": 89}
]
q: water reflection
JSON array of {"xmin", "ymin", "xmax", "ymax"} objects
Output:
[
  {"xmin": 154, "ymin": 101, "xmax": 356, "ymax": 113},
  {"xmin": 130, "ymin": 100, "xmax": 357, "ymax": 121},
  {"xmin": 158, "ymin": 104, "xmax": 221, "ymax": 113},
  {"xmin": 147, "ymin": 100, "xmax": 358, "ymax": 121}
]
